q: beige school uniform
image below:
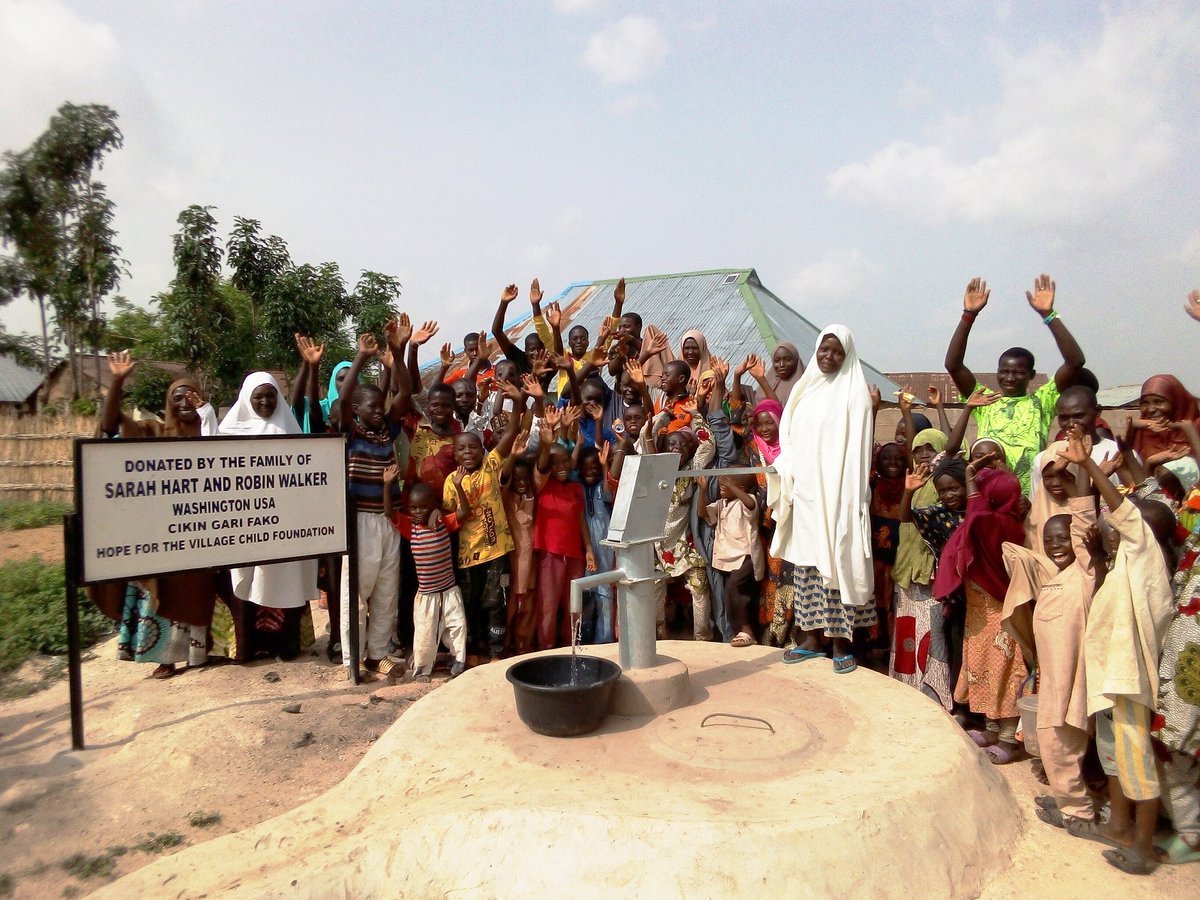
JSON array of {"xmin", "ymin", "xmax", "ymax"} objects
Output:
[
  {"xmin": 1083, "ymin": 502, "xmax": 1175, "ymax": 800},
  {"xmin": 1002, "ymin": 497, "xmax": 1095, "ymax": 818}
]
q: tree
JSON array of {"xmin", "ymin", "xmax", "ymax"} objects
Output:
[
  {"xmin": 0, "ymin": 149, "xmax": 60, "ymax": 397},
  {"xmin": 30, "ymin": 103, "xmax": 124, "ymax": 398},
  {"xmin": 155, "ymin": 205, "xmax": 232, "ymax": 394},
  {"xmin": 258, "ymin": 261, "xmax": 346, "ymax": 371},
  {"xmin": 349, "ymin": 270, "xmax": 402, "ymax": 345}
]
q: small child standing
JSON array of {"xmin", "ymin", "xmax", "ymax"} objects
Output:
[
  {"xmin": 533, "ymin": 412, "xmax": 597, "ymax": 649},
  {"xmin": 1067, "ymin": 431, "xmax": 1178, "ymax": 875},
  {"xmin": 503, "ymin": 454, "xmax": 538, "ymax": 655},
  {"xmin": 698, "ymin": 474, "xmax": 765, "ymax": 647},
  {"xmin": 578, "ymin": 445, "xmax": 616, "ymax": 643},
  {"xmin": 445, "ymin": 383, "xmax": 522, "ymax": 662},
  {"xmin": 383, "ymin": 467, "xmax": 468, "ymax": 681},
  {"xmin": 1001, "ymin": 486, "xmax": 1098, "ymax": 830}
]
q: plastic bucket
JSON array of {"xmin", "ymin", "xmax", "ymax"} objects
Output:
[
  {"xmin": 506, "ymin": 654, "xmax": 622, "ymax": 737},
  {"xmin": 1017, "ymin": 694, "xmax": 1039, "ymax": 757}
]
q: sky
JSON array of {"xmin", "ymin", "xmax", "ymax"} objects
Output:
[{"xmin": 2, "ymin": 0, "xmax": 1198, "ymax": 387}]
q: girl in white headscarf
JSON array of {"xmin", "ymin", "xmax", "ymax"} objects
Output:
[
  {"xmin": 218, "ymin": 372, "xmax": 318, "ymax": 661},
  {"xmin": 767, "ymin": 325, "xmax": 876, "ymax": 673}
]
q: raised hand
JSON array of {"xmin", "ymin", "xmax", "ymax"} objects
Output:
[
  {"xmin": 642, "ymin": 325, "xmax": 669, "ymax": 356},
  {"xmin": 735, "ymin": 354, "xmax": 751, "ymax": 376},
  {"xmin": 963, "ymin": 277, "xmax": 989, "ymax": 314},
  {"xmin": 452, "ymin": 465, "xmax": 469, "ymax": 487},
  {"xmin": 898, "ymin": 388, "xmax": 914, "ymax": 415},
  {"xmin": 562, "ymin": 404, "xmax": 582, "ymax": 429},
  {"xmin": 1082, "ymin": 523, "xmax": 1106, "ymax": 563},
  {"xmin": 295, "ymin": 334, "xmax": 326, "ymax": 366},
  {"xmin": 596, "ymin": 317, "xmax": 613, "ymax": 347},
  {"xmin": 544, "ymin": 405, "xmax": 562, "ymax": 433},
  {"xmin": 614, "ymin": 276, "xmax": 626, "ymax": 305},
  {"xmin": 513, "ymin": 427, "xmax": 531, "ymax": 457},
  {"xmin": 500, "ymin": 284, "xmax": 518, "ymax": 304},
  {"xmin": 1185, "ymin": 289, "xmax": 1200, "ymax": 323},
  {"xmin": 498, "ymin": 378, "xmax": 523, "ymax": 400},
  {"xmin": 966, "ymin": 451, "xmax": 998, "ymax": 475},
  {"xmin": 107, "ymin": 350, "xmax": 137, "ymax": 380},
  {"xmin": 927, "ymin": 385, "xmax": 942, "ymax": 406},
  {"xmin": 1057, "ymin": 426, "xmax": 1090, "ymax": 466},
  {"xmin": 546, "ymin": 301, "xmax": 562, "ymax": 330},
  {"xmin": 358, "ymin": 332, "xmax": 380, "ymax": 358},
  {"xmin": 1026, "ymin": 274, "xmax": 1056, "ymax": 316},
  {"xmin": 710, "ymin": 355, "xmax": 729, "ymax": 383},
  {"xmin": 624, "ymin": 358, "xmax": 645, "ymax": 387},
  {"xmin": 529, "ymin": 348, "xmax": 552, "ymax": 376},
  {"xmin": 1097, "ymin": 451, "xmax": 1124, "ymax": 479},
  {"xmin": 746, "ymin": 354, "xmax": 765, "ymax": 380},
  {"xmin": 382, "ymin": 463, "xmax": 400, "ymax": 485},
  {"xmin": 598, "ymin": 440, "xmax": 611, "ymax": 470},
  {"xmin": 966, "ymin": 387, "xmax": 999, "ymax": 409},
  {"xmin": 904, "ymin": 463, "xmax": 930, "ymax": 492},
  {"xmin": 388, "ymin": 312, "xmax": 413, "ymax": 348},
  {"xmin": 440, "ymin": 342, "xmax": 454, "ymax": 367},
  {"xmin": 520, "ymin": 372, "xmax": 545, "ymax": 399},
  {"xmin": 412, "ymin": 320, "xmax": 439, "ymax": 346},
  {"xmin": 378, "ymin": 345, "xmax": 394, "ymax": 371},
  {"xmin": 530, "ymin": 277, "xmax": 543, "ymax": 307},
  {"xmin": 477, "ymin": 329, "xmax": 491, "ymax": 359},
  {"xmin": 869, "ymin": 385, "xmax": 881, "ymax": 412}
]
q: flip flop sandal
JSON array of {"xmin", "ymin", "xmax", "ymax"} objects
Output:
[
  {"xmin": 1035, "ymin": 807, "xmax": 1065, "ymax": 828},
  {"xmin": 832, "ymin": 654, "xmax": 857, "ymax": 674},
  {"xmin": 1156, "ymin": 833, "xmax": 1200, "ymax": 865},
  {"xmin": 782, "ymin": 648, "xmax": 826, "ymax": 664},
  {"xmin": 375, "ymin": 656, "xmax": 405, "ymax": 677},
  {"xmin": 967, "ymin": 729, "xmax": 998, "ymax": 748},
  {"xmin": 1034, "ymin": 795, "xmax": 1059, "ymax": 811},
  {"xmin": 983, "ymin": 742, "xmax": 1024, "ymax": 765},
  {"xmin": 150, "ymin": 664, "xmax": 177, "ymax": 680},
  {"xmin": 731, "ymin": 632, "xmax": 756, "ymax": 648},
  {"xmin": 1065, "ymin": 817, "xmax": 1127, "ymax": 849},
  {"xmin": 1103, "ymin": 847, "xmax": 1158, "ymax": 876}
]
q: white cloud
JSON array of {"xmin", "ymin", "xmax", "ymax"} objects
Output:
[
  {"xmin": 552, "ymin": 0, "xmax": 604, "ymax": 13},
  {"xmin": 786, "ymin": 249, "xmax": 875, "ymax": 303},
  {"xmin": 582, "ymin": 15, "xmax": 668, "ymax": 85},
  {"xmin": 605, "ymin": 92, "xmax": 658, "ymax": 114},
  {"xmin": 828, "ymin": 6, "xmax": 1200, "ymax": 224}
]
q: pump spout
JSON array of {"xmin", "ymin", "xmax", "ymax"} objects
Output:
[{"xmin": 569, "ymin": 569, "xmax": 624, "ymax": 617}]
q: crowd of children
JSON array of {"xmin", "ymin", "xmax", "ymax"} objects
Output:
[{"xmin": 92, "ymin": 278, "xmax": 1200, "ymax": 875}]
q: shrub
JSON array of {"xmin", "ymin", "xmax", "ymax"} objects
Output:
[
  {"xmin": 0, "ymin": 560, "xmax": 112, "ymax": 674},
  {"xmin": 0, "ymin": 500, "xmax": 73, "ymax": 531}
]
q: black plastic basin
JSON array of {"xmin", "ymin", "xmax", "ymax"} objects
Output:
[{"xmin": 506, "ymin": 654, "xmax": 622, "ymax": 737}]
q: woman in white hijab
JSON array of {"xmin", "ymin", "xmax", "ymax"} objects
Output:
[
  {"xmin": 767, "ymin": 325, "xmax": 876, "ymax": 673},
  {"xmin": 217, "ymin": 372, "xmax": 318, "ymax": 661}
]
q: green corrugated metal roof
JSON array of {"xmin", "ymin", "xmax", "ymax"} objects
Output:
[{"xmin": 517, "ymin": 268, "xmax": 900, "ymax": 395}]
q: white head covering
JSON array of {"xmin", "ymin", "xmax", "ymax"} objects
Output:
[
  {"xmin": 766, "ymin": 324, "xmax": 874, "ymax": 603},
  {"xmin": 219, "ymin": 372, "xmax": 302, "ymax": 436}
]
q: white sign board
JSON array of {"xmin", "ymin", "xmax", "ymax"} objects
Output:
[{"xmin": 77, "ymin": 434, "xmax": 347, "ymax": 584}]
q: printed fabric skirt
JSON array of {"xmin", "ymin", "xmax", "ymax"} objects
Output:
[
  {"xmin": 954, "ymin": 580, "xmax": 1027, "ymax": 720},
  {"xmin": 117, "ymin": 583, "xmax": 207, "ymax": 667},
  {"xmin": 792, "ymin": 565, "xmax": 878, "ymax": 640},
  {"xmin": 760, "ymin": 552, "xmax": 796, "ymax": 646},
  {"xmin": 889, "ymin": 580, "xmax": 953, "ymax": 710}
]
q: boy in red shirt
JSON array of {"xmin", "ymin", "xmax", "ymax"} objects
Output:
[{"xmin": 384, "ymin": 465, "xmax": 470, "ymax": 681}]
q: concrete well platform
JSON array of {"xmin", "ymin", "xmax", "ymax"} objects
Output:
[{"xmin": 98, "ymin": 642, "xmax": 1024, "ymax": 898}]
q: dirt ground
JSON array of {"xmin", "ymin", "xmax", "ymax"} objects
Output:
[
  {"xmin": 0, "ymin": 524, "xmax": 63, "ymax": 566},
  {"xmin": 0, "ymin": 550, "xmax": 1197, "ymax": 895}
]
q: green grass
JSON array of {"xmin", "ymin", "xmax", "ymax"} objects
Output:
[
  {"xmin": 0, "ymin": 500, "xmax": 73, "ymax": 532},
  {"xmin": 61, "ymin": 847, "xmax": 126, "ymax": 880},
  {"xmin": 133, "ymin": 832, "xmax": 184, "ymax": 854},
  {"xmin": 0, "ymin": 560, "xmax": 111, "ymax": 675},
  {"xmin": 187, "ymin": 810, "xmax": 222, "ymax": 828}
]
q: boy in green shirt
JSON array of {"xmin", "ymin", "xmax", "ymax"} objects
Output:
[{"xmin": 944, "ymin": 274, "xmax": 1086, "ymax": 493}]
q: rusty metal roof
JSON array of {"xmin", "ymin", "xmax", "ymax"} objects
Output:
[{"xmin": 461, "ymin": 268, "xmax": 899, "ymax": 396}]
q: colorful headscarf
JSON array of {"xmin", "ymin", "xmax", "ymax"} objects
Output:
[
  {"xmin": 163, "ymin": 377, "xmax": 204, "ymax": 437},
  {"xmin": 750, "ymin": 399, "xmax": 783, "ymax": 464},
  {"xmin": 765, "ymin": 341, "xmax": 803, "ymax": 405},
  {"xmin": 933, "ymin": 466, "xmax": 1025, "ymax": 603},
  {"xmin": 320, "ymin": 361, "xmax": 356, "ymax": 418},
  {"xmin": 1126, "ymin": 374, "xmax": 1200, "ymax": 461}
]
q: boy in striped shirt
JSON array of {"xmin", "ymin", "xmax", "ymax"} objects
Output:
[{"xmin": 384, "ymin": 464, "xmax": 470, "ymax": 681}]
